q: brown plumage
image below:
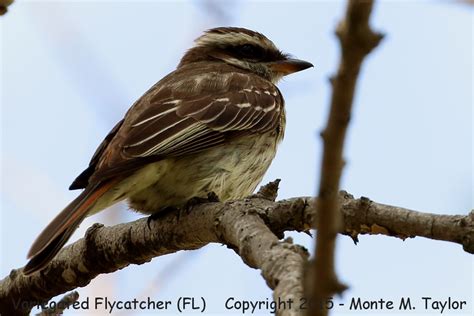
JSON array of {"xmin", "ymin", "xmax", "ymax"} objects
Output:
[{"xmin": 24, "ymin": 27, "xmax": 313, "ymax": 275}]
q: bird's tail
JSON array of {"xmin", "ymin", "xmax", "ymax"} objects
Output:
[{"xmin": 23, "ymin": 180, "xmax": 117, "ymax": 275}]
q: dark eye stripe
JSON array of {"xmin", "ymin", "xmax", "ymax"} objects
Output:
[
  {"xmin": 227, "ymin": 44, "xmax": 285, "ymax": 62},
  {"xmin": 233, "ymin": 44, "xmax": 264, "ymax": 60}
]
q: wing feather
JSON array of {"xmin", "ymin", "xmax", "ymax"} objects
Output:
[
  {"xmin": 121, "ymin": 71, "xmax": 283, "ymax": 159},
  {"xmin": 76, "ymin": 67, "xmax": 285, "ymax": 185}
]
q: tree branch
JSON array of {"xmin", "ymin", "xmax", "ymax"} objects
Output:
[
  {"xmin": 1, "ymin": 184, "xmax": 471, "ymax": 315},
  {"xmin": 36, "ymin": 291, "xmax": 79, "ymax": 316},
  {"xmin": 309, "ymin": 1, "xmax": 384, "ymax": 314}
]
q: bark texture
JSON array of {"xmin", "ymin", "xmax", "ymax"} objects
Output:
[
  {"xmin": 309, "ymin": 1, "xmax": 384, "ymax": 315},
  {"xmin": 1, "ymin": 181, "xmax": 471, "ymax": 315}
]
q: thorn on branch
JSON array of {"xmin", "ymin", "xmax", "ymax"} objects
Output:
[
  {"xmin": 336, "ymin": 1, "xmax": 385, "ymax": 57},
  {"xmin": 84, "ymin": 223, "xmax": 104, "ymax": 266},
  {"xmin": 350, "ymin": 233, "xmax": 359, "ymax": 244},
  {"xmin": 328, "ymin": 75, "xmax": 336, "ymax": 87},
  {"xmin": 85, "ymin": 223, "xmax": 104, "ymax": 242},
  {"xmin": 339, "ymin": 190, "xmax": 354, "ymax": 200},
  {"xmin": 359, "ymin": 196, "xmax": 372, "ymax": 212}
]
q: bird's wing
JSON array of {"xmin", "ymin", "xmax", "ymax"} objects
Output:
[
  {"xmin": 74, "ymin": 69, "xmax": 284, "ymax": 186},
  {"xmin": 70, "ymin": 119, "xmax": 124, "ymax": 189},
  {"xmin": 123, "ymin": 72, "xmax": 283, "ymax": 157}
]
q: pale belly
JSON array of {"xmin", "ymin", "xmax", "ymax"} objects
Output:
[{"xmin": 125, "ymin": 132, "xmax": 280, "ymax": 214}]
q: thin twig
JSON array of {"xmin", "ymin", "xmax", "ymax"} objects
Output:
[
  {"xmin": 309, "ymin": 1, "xmax": 384, "ymax": 315},
  {"xmin": 36, "ymin": 291, "xmax": 79, "ymax": 316}
]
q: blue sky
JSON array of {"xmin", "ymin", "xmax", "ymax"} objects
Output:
[{"xmin": 1, "ymin": 1, "xmax": 472, "ymax": 315}]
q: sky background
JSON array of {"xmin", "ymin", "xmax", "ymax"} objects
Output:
[{"xmin": 1, "ymin": 0, "xmax": 472, "ymax": 315}]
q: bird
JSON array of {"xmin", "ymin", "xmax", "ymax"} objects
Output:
[{"xmin": 24, "ymin": 27, "xmax": 313, "ymax": 275}]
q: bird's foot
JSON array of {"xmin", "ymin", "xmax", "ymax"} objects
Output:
[
  {"xmin": 184, "ymin": 192, "xmax": 220, "ymax": 212},
  {"xmin": 147, "ymin": 193, "xmax": 219, "ymax": 229},
  {"xmin": 147, "ymin": 206, "xmax": 179, "ymax": 229}
]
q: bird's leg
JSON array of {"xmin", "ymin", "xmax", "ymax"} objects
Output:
[
  {"xmin": 147, "ymin": 192, "xmax": 219, "ymax": 229},
  {"xmin": 147, "ymin": 206, "xmax": 179, "ymax": 229}
]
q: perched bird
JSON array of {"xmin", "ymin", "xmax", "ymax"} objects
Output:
[{"xmin": 24, "ymin": 27, "xmax": 313, "ymax": 275}]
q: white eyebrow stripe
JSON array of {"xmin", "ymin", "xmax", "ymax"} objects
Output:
[{"xmin": 131, "ymin": 107, "xmax": 177, "ymax": 127}]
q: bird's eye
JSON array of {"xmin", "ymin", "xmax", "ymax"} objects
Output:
[{"xmin": 238, "ymin": 44, "xmax": 258, "ymax": 58}]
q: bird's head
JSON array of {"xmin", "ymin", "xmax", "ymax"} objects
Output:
[{"xmin": 178, "ymin": 27, "xmax": 313, "ymax": 83}]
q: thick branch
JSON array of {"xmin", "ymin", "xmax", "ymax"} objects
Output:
[
  {"xmin": 310, "ymin": 1, "xmax": 383, "ymax": 315},
  {"xmin": 1, "ymin": 188, "xmax": 471, "ymax": 315}
]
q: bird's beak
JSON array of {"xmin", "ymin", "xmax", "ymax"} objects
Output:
[{"xmin": 268, "ymin": 58, "xmax": 314, "ymax": 76}]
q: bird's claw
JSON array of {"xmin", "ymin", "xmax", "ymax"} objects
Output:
[{"xmin": 185, "ymin": 192, "xmax": 220, "ymax": 212}]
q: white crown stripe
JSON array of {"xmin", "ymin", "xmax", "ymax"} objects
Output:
[{"xmin": 195, "ymin": 32, "xmax": 277, "ymax": 52}]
